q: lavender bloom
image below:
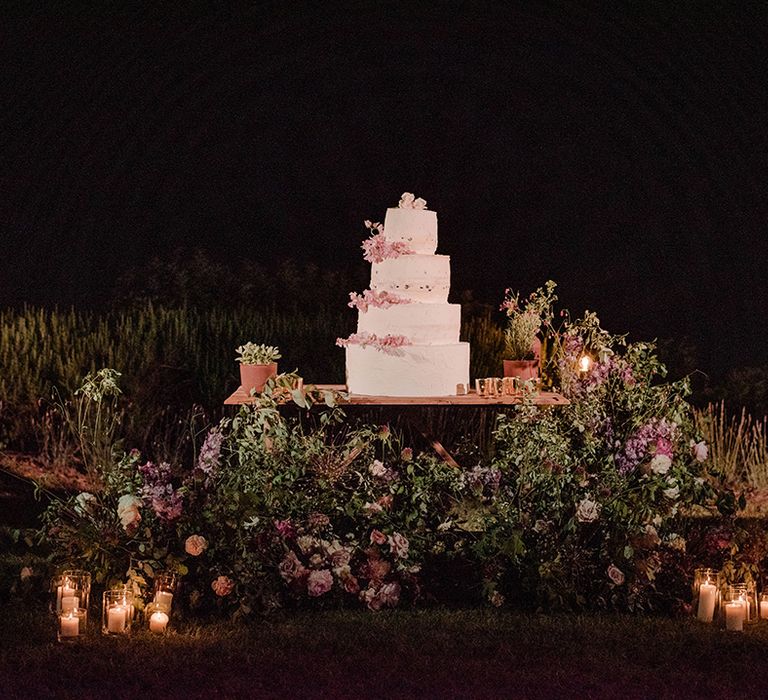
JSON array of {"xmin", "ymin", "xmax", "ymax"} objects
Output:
[
  {"xmin": 197, "ymin": 430, "xmax": 223, "ymax": 476},
  {"xmin": 138, "ymin": 460, "xmax": 183, "ymax": 522}
]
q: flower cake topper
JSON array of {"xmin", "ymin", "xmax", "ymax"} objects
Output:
[
  {"xmin": 398, "ymin": 192, "xmax": 427, "ymax": 210},
  {"xmin": 361, "ymin": 220, "xmax": 414, "ymax": 263}
]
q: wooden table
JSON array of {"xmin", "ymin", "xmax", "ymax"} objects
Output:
[
  {"xmin": 224, "ymin": 384, "xmax": 569, "ymax": 468},
  {"xmin": 225, "ymin": 384, "xmax": 570, "ymax": 407}
]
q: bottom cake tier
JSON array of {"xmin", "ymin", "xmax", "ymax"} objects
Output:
[{"xmin": 345, "ymin": 342, "xmax": 470, "ymax": 397}]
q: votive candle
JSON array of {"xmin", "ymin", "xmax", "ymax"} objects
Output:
[
  {"xmin": 107, "ymin": 605, "xmax": 127, "ymax": 633},
  {"xmin": 725, "ymin": 602, "xmax": 745, "ymax": 631},
  {"xmin": 149, "ymin": 610, "xmax": 169, "ymax": 633}
]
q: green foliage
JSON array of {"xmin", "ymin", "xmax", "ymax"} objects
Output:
[{"xmin": 235, "ymin": 343, "xmax": 281, "ymax": 365}]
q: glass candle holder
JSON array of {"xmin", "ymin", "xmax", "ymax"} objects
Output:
[
  {"xmin": 724, "ymin": 584, "xmax": 752, "ymax": 630},
  {"xmin": 474, "ymin": 378, "xmax": 489, "ymax": 397},
  {"xmin": 52, "ymin": 574, "xmax": 86, "ymax": 616},
  {"xmin": 146, "ymin": 601, "xmax": 170, "ymax": 634},
  {"xmin": 152, "ymin": 572, "xmax": 178, "ymax": 612},
  {"xmin": 57, "ymin": 607, "xmax": 87, "ymax": 642},
  {"xmin": 102, "ymin": 589, "xmax": 134, "ymax": 635},
  {"xmin": 501, "ymin": 377, "xmax": 516, "ymax": 396},
  {"xmin": 692, "ymin": 568, "xmax": 720, "ymax": 623}
]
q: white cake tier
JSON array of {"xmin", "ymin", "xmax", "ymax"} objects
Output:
[
  {"xmin": 383, "ymin": 208, "xmax": 437, "ymax": 255},
  {"xmin": 346, "ymin": 342, "xmax": 470, "ymax": 396},
  {"xmin": 357, "ymin": 303, "xmax": 460, "ymax": 345},
  {"xmin": 371, "ymin": 254, "xmax": 450, "ymax": 303}
]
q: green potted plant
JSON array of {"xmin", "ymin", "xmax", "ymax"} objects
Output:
[
  {"xmin": 236, "ymin": 343, "xmax": 281, "ymax": 394},
  {"xmin": 501, "ymin": 281, "xmax": 557, "ymax": 380}
]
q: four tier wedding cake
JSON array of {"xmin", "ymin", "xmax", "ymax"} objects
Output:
[{"xmin": 338, "ymin": 193, "xmax": 470, "ymax": 396}]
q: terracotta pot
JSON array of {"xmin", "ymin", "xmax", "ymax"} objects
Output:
[
  {"xmin": 503, "ymin": 359, "xmax": 539, "ymax": 380},
  {"xmin": 239, "ymin": 362, "xmax": 278, "ymax": 394}
]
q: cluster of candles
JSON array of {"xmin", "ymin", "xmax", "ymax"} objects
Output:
[
  {"xmin": 467, "ymin": 376, "xmax": 538, "ymax": 398},
  {"xmin": 693, "ymin": 567, "xmax": 768, "ymax": 632},
  {"xmin": 52, "ymin": 570, "xmax": 178, "ymax": 642}
]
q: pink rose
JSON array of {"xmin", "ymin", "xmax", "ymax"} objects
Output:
[
  {"xmin": 387, "ymin": 532, "xmax": 409, "ymax": 559},
  {"xmin": 185, "ymin": 534, "xmax": 208, "ymax": 556},
  {"xmin": 278, "ymin": 551, "xmax": 307, "ymax": 582},
  {"xmin": 211, "ymin": 575, "xmax": 235, "ymax": 597},
  {"xmin": 370, "ymin": 529, "xmax": 387, "ymax": 545},
  {"xmin": 342, "ymin": 574, "xmax": 360, "ymax": 594},
  {"xmin": 326, "ymin": 540, "xmax": 352, "ymax": 567},
  {"xmin": 307, "ymin": 569, "xmax": 333, "ymax": 597},
  {"xmin": 400, "ymin": 447, "xmax": 413, "ymax": 461},
  {"xmin": 607, "ymin": 564, "xmax": 625, "ymax": 586}
]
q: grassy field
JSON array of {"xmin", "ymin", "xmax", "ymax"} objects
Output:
[{"xmin": 1, "ymin": 606, "xmax": 766, "ymax": 699}]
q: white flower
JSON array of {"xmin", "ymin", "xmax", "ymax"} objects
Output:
[
  {"xmin": 74, "ymin": 492, "xmax": 97, "ymax": 515},
  {"xmin": 116, "ymin": 494, "xmax": 142, "ymax": 531},
  {"xmin": 650, "ymin": 454, "xmax": 672, "ymax": 474},
  {"xmin": 691, "ymin": 440, "xmax": 708, "ymax": 462},
  {"xmin": 243, "ymin": 516, "xmax": 260, "ymax": 529},
  {"xmin": 652, "ymin": 515, "xmax": 663, "ymax": 527},
  {"xmin": 413, "ymin": 197, "xmax": 427, "ymax": 210},
  {"xmin": 576, "ymin": 498, "xmax": 601, "ymax": 523},
  {"xmin": 663, "ymin": 480, "xmax": 680, "ymax": 500},
  {"xmin": 362, "ymin": 502, "xmax": 384, "ymax": 516},
  {"xmin": 369, "ymin": 459, "xmax": 387, "ymax": 477}
]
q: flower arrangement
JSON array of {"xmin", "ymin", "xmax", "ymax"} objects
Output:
[
  {"xmin": 37, "ymin": 285, "xmax": 755, "ymax": 619},
  {"xmin": 235, "ymin": 343, "xmax": 281, "ymax": 365},
  {"xmin": 501, "ymin": 281, "xmax": 558, "ymax": 360}
]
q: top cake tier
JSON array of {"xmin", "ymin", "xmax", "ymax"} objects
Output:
[{"xmin": 383, "ymin": 208, "xmax": 438, "ymax": 255}]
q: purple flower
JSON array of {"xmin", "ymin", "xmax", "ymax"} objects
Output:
[{"xmin": 197, "ymin": 430, "xmax": 223, "ymax": 475}]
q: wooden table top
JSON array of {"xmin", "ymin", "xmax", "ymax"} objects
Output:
[{"xmin": 224, "ymin": 384, "xmax": 570, "ymax": 406}]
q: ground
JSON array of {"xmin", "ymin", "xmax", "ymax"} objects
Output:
[{"xmin": 2, "ymin": 606, "xmax": 767, "ymax": 699}]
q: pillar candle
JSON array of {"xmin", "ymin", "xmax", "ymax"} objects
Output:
[
  {"xmin": 107, "ymin": 605, "xmax": 127, "ymax": 633},
  {"xmin": 725, "ymin": 602, "xmax": 744, "ymax": 631},
  {"xmin": 149, "ymin": 611, "xmax": 169, "ymax": 633},
  {"xmin": 760, "ymin": 600, "xmax": 768, "ymax": 619},
  {"xmin": 60, "ymin": 612, "xmax": 79, "ymax": 638},
  {"xmin": 696, "ymin": 582, "xmax": 717, "ymax": 623}
]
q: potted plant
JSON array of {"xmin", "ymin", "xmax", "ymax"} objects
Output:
[
  {"xmin": 501, "ymin": 281, "xmax": 557, "ymax": 380},
  {"xmin": 236, "ymin": 343, "xmax": 281, "ymax": 394}
]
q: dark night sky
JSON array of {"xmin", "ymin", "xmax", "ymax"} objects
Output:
[{"xmin": 2, "ymin": 2, "xmax": 767, "ymax": 376}]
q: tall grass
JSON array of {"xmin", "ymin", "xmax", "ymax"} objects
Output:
[
  {"xmin": 0, "ymin": 304, "xmax": 504, "ymax": 452},
  {"xmin": 694, "ymin": 402, "xmax": 768, "ymax": 489}
]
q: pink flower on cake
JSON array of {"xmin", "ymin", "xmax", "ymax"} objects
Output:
[
  {"xmin": 363, "ymin": 220, "xmax": 384, "ymax": 234},
  {"xmin": 361, "ymin": 231, "xmax": 414, "ymax": 263},
  {"xmin": 336, "ymin": 332, "xmax": 411, "ymax": 354},
  {"xmin": 307, "ymin": 569, "xmax": 333, "ymax": 597},
  {"xmin": 211, "ymin": 575, "xmax": 235, "ymax": 597},
  {"xmin": 348, "ymin": 289, "xmax": 411, "ymax": 313}
]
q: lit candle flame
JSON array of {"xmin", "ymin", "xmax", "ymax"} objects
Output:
[{"xmin": 578, "ymin": 355, "xmax": 592, "ymax": 373}]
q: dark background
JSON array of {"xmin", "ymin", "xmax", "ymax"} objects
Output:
[{"xmin": 2, "ymin": 2, "xmax": 767, "ymax": 379}]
